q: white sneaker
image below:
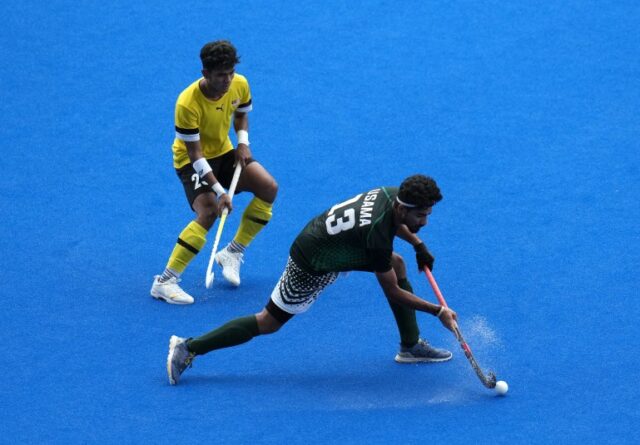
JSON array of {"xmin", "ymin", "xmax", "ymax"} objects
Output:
[
  {"xmin": 215, "ymin": 247, "xmax": 244, "ymax": 286},
  {"xmin": 150, "ymin": 275, "xmax": 194, "ymax": 304}
]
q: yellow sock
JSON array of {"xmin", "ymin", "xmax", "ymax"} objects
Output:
[
  {"xmin": 166, "ymin": 221, "xmax": 208, "ymax": 273},
  {"xmin": 233, "ymin": 197, "xmax": 273, "ymax": 247}
]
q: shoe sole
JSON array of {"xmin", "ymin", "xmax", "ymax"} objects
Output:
[
  {"xmin": 394, "ymin": 353, "xmax": 453, "ymax": 364},
  {"xmin": 167, "ymin": 335, "xmax": 180, "ymax": 385},
  {"xmin": 151, "ymin": 289, "xmax": 194, "ymax": 305}
]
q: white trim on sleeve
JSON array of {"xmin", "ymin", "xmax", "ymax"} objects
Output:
[{"xmin": 176, "ymin": 132, "xmax": 200, "ymax": 142}]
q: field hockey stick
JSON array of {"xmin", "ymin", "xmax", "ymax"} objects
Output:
[
  {"xmin": 205, "ymin": 163, "xmax": 242, "ymax": 289},
  {"xmin": 423, "ymin": 267, "xmax": 497, "ymax": 389}
]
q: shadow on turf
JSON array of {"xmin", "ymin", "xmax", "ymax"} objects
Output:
[{"xmin": 172, "ymin": 369, "xmax": 499, "ymax": 409}]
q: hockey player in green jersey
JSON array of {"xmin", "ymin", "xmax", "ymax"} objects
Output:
[{"xmin": 166, "ymin": 175, "xmax": 458, "ymax": 385}]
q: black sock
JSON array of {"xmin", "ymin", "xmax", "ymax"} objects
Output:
[
  {"xmin": 388, "ymin": 278, "xmax": 420, "ymax": 347},
  {"xmin": 187, "ymin": 315, "xmax": 260, "ymax": 355}
]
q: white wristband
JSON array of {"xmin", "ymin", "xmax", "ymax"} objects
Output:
[
  {"xmin": 212, "ymin": 182, "xmax": 226, "ymax": 198},
  {"xmin": 237, "ymin": 129, "xmax": 249, "ymax": 146},
  {"xmin": 435, "ymin": 306, "xmax": 445, "ymax": 318},
  {"xmin": 193, "ymin": 158, "xmax": 212, "ymax": 178}
]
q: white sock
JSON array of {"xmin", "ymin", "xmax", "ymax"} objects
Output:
[{"xmin": 159, "ymin": 268, "xmax": 180, "ymax": 283}]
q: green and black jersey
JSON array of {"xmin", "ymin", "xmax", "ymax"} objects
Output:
[{"xmin": 290, "ymin": 187, "xmax": 399, "ymax": 274}]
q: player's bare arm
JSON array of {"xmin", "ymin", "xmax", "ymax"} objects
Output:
[
  {"xmin": 375, "ymin": 267, "xmax": 457, "ymax": 331},
  {"xmin": 185, "ymin": 140, "xmax": 232, "ymax": 214},
  {"xmin": 233, "ymin": 111, "xmax": 251, "ymax": 167}
]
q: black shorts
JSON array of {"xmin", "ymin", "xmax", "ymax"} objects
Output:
[{"xmin": 176, "ymin": 150, "xmax": 255, "ymax": 209}]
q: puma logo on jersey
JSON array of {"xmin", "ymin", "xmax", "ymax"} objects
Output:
[{"xmin": 216, "ymin": 106, "xmax": 224, "ymax": 111}]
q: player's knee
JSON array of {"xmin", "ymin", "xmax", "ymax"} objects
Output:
[
  {"xmin": 255, "ymin": 308, "xmax": 284, "ymax": 334},
  {"xmin": 196, "ymin": 203, "xmax": 217, "ymax": 225},
  {"xmin": 204, "ymin": 206, "xmax": 219, "ymax": 221},
  {"xmin": 261, "ymin": 324, "xmax": 281, "ymax": 335},
  {"xmin": 193, "ymin": 194, "xmax": 219, "ymax": 223},
  {"xmin": 391, "ymin": 252, "xmax": 405, "ymax": 267},
  {"xmin": 260, "ymin": 177, "xmax": 278, "ymax": 202},
  {"xmin": 269, "ymin": 178, "xmax": 278, "ymax": 199},
  {"xmin": 390, "ymin": 252, "xmax": 407, "ymax": 275}
]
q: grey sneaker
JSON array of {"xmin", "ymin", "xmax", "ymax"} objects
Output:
[
  {"xmin": 167, "ymin": 335, "xmax": 196, "ymax": 385},
  {"xmin": 394, "ymin": 339, "xmax": 453, "ymax": 363}
]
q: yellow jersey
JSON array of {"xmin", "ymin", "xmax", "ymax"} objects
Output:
[{"xmin": 172, "ymin": 74, "xmax": 252, "ymax": 168}]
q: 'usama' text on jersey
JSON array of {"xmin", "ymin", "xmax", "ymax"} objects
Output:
[
  {"xmin": 172, "ymin": 74, "xmax": 252, "ymax": 168},
  {"xmin": 290, "ymin": 187, "xmax": 400, "ymax": 274}
]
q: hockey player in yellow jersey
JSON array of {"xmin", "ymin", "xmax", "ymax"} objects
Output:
[{"xmin": 151, "ymin": 40, "xmax": 278, "ymax": 304}]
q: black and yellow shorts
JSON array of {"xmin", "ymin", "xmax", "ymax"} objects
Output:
[{"xmin": 175, "ymin": 150, "xmax": 255, "ymax": 209}]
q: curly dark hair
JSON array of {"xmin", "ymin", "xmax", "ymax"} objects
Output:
[
  {"xmin": 200, "ymin": 40, "xmax": 240, "ymax": 71},
  {"xmin": 397, "ymin": 175, "xmax": 442, "ymax": 208}
]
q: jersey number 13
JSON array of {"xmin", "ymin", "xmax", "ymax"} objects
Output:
[{"xmin": 325, "ymin": 194, "xmax": 362, "ymax": 235}]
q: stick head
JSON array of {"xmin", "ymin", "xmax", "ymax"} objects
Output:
[
  {"xmin": 486, "ymin": 372, "xmax": 497, "ymax": 388},
  {"xmin": 205, "ymin": 271, "xmax": 214, "ymax": 289}
]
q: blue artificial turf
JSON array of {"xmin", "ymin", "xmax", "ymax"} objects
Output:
[{"xmin": 2, "ymin": 1, "xmax": 638, "ymax": 443}]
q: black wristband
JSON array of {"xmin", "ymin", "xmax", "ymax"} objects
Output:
[{"xmin": 414, "ymin": 242, "xmax": 434, "ymax": 271}]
